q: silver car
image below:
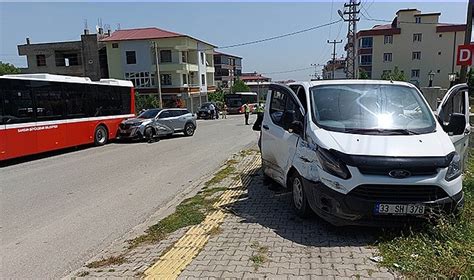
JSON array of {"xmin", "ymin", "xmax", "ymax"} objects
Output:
[{"xmin": 118, "ymin": 108, "xmax": 197, "ymax": 140}]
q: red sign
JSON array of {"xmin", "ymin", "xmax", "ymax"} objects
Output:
[{"xmin": 456, "ymin": 44, "xmax": 474, "ymax": 66}]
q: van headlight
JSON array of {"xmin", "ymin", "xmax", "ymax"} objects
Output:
[
  {"xmin": 445, "ymin": 152, "xmax": 461, "ymax": 181},
  {"xmin": 315, "ymin": 148, "xmax": 351, "ymax": 179}
]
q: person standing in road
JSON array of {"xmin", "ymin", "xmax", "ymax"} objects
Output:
[
  {"xmin": 243, "ymin": 103, "xmax": 250, "ymax": 125},
  {"xmin": 222, "ymin": 104, "xmax": 227, "ymax": 119},
  {"xmin": 209, "ymin": 103, "xmax": 215, "ymax": 120}
]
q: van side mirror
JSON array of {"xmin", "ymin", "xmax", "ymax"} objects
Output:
[
  {"xmin": 442, "ymin": 113, "xmax": 466, "ymax": 135},
  {"xmin": 289, "ymin": 121, "xmax": 303, "ymax": 136}
]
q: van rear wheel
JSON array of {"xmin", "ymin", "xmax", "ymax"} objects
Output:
[
  {"xmin": 290, "ymin": 172, "xmax": 311, "ymax": 218},
  {"xmin": 94, "ymin": 125, "xmax": 108, "ymax": 146}
]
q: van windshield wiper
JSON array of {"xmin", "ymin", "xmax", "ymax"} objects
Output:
[{"xmin": 344, "ymin": 128, "xmax": 420, "ymax": 135}]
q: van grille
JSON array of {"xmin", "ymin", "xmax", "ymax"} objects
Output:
[
  {"xmin": 349, "ymin": 185, "xmax": 449, "ymax": 202},
  {"xmin": 357, "ymin": 166, "xmax": 439, "ymax": 176}
]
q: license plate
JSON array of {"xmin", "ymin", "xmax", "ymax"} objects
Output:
[{"xmin": 375, "ymin": 203, "xmax": 425, "ymax": 215}]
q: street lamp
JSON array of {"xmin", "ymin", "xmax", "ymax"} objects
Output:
[
  {"xmin": 428, "ymin": 71, "xmax": 435, "ymax": 87},
  {"xmin": 448, "ymin": 73, "xmax": 457, "ymax": 88}
]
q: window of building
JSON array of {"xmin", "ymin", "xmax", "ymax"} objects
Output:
[
  {"xmin": 201, "ymin": 74, "xmax": 205, "ymax": 86},
  {"xmin": 125, "ymin": 72, "xmax": 154, "ymax": 88},
  {"xmin": 55, "ymin": 51, "xmax": 81, "ymax": 66},
  {"xmin": 413, "ymin": 33, "xmax": 422, "ymax": 42},
  {"xmin": 182, "ymin": 74, "xmax": 188, "ymax": 84},
  {"xmin": 112, "ymin": 43, "xmax": 119, "ymax": 48},
  {"xmin": 36, "ymin": 54, "xmax": 46, "ymax": 66},
  {"xmin": 126, "ymin": 51, "xmax": 136, "ymax": 64},
  {"xmin": 415, "ymin": 16, "xmax": 421, "ymax": 24},
  {"xmin": 411, "ymin": 69, "xmax": 420, "ymax": 78},
  {"xmin": 384, "ymin": 35, "xmax": 393, "ymax": 44},
  {"xmin": 383, "ymin": 53, "xmax": 393, "ymax": 62},
  {"xmin": 360, "ymin": 54, "xmax": 372, "ymax": 65},
  {"xmin": 161, "ymin": 74, "xmax": 172, "ymax": 86},
  {"xmin": 160, "ymin": 50, "xmax": 172, "ymax": 63},
  {"xmin": 181, "ymin": 51, "xmax": 187, "ymax": 63},
  {"xmin": 359, "ymin": 37, "xmax": 373, "ymax": 48},
  {"xmin": 412, "ymin": 51, "xmax": 421, "ymax": 60},
  {"xmin": 200, "ymin": 52, "xmax": 205, "ymax": 65}
]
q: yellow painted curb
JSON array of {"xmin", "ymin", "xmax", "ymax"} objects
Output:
[{"xmin": 144, "ymin": 154, "xmax": 260, "ymax": 280}]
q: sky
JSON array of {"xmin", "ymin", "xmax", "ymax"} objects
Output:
[{"xmin": 0, "ymin": 1, "xmax": 470, "ymax": 81}]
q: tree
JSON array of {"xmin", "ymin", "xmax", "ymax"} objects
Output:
[
  {"xmin": 231, "ymin": 79, "xmax": 250, "ymax": 93},
  {"xmin": 134, "ymin": 92, "xmax": 160, "ymax": 112},
  {"xmin": 381, "ymin": 66, "xmax": 406, "ymax": 81},
  {"xmin": 0, "ymin": 62, "xmax": 21, "ymax": 75},
  {"xmin": 359, "ymin": 70, "xmax": 369, "ymax": 79},
  {"xmin": 467, "ymin": 68, "xmax": 473, "ymax": 95},
  {"xmin": 208, "ymin": 90, "xmax": 224, "ymax": 103}
]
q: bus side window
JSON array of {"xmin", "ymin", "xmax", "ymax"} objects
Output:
[
  {"xmin": 32, "ymin": 81, "xmax": 66, "ymax": 121},
  {"xmin": 65, "ymin": 83, "xmax": 89, "ymax": 118},
  {"xmin": 3, "ymin": 79, "xmax": 35, "ymax": 124}
]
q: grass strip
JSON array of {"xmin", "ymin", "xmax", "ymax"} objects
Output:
[{"xmin": 377, "ymin": 149, "xmax": 474, "ymax": 278}]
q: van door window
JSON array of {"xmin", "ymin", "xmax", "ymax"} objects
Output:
[
  {"xmin": 269, "ymin": 90, "xmax": 286, "ymax": 126},
  {"xmin": 439, "ymin": 90, "xmax": 465, "ymax": 125}
]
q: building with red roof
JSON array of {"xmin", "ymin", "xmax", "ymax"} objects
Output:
[
  {"xmin": 356, "ymin": 8, "xmax": 466, "ymax": 88},
  {"xmin": 102, "ymin": 27, "xmax": 217, "ymax": 111}
]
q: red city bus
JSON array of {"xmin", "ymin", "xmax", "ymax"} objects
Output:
[{"xmin": 0, "ymin": 74, "xmax": 135, "ymax": 161}]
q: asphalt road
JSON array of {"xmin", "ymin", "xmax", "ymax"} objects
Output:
[{"xmin": 0, "ymin": 114, "xmax": 258, "ymax": 279}]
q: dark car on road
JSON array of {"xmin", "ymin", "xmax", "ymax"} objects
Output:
[{"xmin": 197, "ymin": 102, "xmax": 218, "ymax": 119}]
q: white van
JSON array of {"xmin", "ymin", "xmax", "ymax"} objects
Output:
[{"xmin": 256, "ymin": 80, "xmax": 470, "ymax": 226}]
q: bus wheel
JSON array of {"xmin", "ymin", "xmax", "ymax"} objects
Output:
[{"xmin": 94, "ymin": 125, "xmax": 108, "ymax": 146}]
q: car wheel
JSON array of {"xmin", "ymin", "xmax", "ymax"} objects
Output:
[
  {"xmin": 144, "ymin": 127, "xmax": 155, "ymax": 139},
  {"xmin": 184, "ymin": 123, "xmax": 195, "ymax": 136},
  {"xmin": 94, "ymin": 125, "xmax": 108, "ymax": 146},
  {"xmin": 290, "ymin": 172, "xmax": 311, "ymax": 217}
]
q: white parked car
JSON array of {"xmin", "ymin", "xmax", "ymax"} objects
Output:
[{"xmin": 256, "ymin": 80, "xmax": 470, "ymax": 226}]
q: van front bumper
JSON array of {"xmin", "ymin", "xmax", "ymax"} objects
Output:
[{"xmin": 302, "ymin": 178, "xmax": 464, "ymax": 227}]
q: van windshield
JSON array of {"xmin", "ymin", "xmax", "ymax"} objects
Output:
[{"xmin": 309, "ymin": 84, "xmax": 436, "ymax": 135}]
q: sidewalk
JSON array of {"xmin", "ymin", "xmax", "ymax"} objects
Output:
[{"xmin": 69, "ymin": 148, "xmax": 396, "ymax": 279}]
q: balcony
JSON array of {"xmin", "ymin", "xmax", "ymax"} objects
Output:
[
  {"xmin": 155, "ymin": 63, "xmax": 199, "ymax": 73},
  {"xmin": 206, "ymin": 66, "xmax": 215, "ymax": 73}
]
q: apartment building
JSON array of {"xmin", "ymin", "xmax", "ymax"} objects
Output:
[
  {"xmin": 102, "ymin": 27, "xmax": 216, "ymax": 110},
  {"xmin": 357, "ymin": 9, "xmax": 466, "ymax": 88},
  {"xmin": 213, "ymin": 51, "xmax": 242, "ymax": 89},
  {"xmin": 17, "ymin": 30, "xmax": 109, "ymax": 81},
  {"xmin": 322, "ymin": 58, "xmax": 347, "ymax": 80}
]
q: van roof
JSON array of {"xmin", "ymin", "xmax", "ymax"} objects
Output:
[{"xmin": 289, "ymin": 79, "xmax": 415, "ymax": 88}]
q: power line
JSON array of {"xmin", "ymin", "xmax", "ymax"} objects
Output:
[
  {"xmin": 328, "ymin": 0, "xmax": 335, "ymax": 39},
  {"xmin": 217, "ymin": 19, "xmax": 342, "ymax": 50},
  {"xmin": 261, "ymin": 67, "xmax": 313, "ymax": 75}
]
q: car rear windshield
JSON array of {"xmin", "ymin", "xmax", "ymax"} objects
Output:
[{"xmin": 309, "ymin": 84, "xmax": 436, "ymax": 135}]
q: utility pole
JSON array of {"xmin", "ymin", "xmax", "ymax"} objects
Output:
[
  {"xmin": 459, "ymin": 0, "xmax": 473, "ymax": 83},
  {"xmin": 339, "ymin": 0, "xmax": 360, "ymax": 79},
  {"xmin": 327, "ymin": 40, "xmax": 343, "ymax": 79},
  {"xmin": 153, "ymin": 41, "xmax": 163, "ymax": 108},
  {"xmin": 310, "ymin": 63, "xmax": 323, "ymax": 80}
]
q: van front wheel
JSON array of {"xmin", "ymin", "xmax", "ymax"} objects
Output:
[{"xmin": 290, "ymin": 172, "xmax": 310, "ymax": 218}]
